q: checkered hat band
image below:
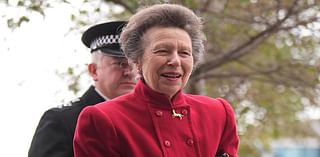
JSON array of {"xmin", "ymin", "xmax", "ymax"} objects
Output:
[{"xmin": 90, "ymin": 34, "xmax": 120, "ymax": 50}]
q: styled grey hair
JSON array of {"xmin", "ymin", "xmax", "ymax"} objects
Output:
[{"xmin": 120, "ymin": 4, "xmax": 206, "ymax": 66}]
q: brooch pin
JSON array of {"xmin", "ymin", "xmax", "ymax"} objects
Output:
[{"xmin": 172, "ymin": 109, "xmax": 183, "ymax": 120}]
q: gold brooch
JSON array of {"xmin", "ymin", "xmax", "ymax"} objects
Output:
[{"xmin": 172, "ymin": 109, "xmax": 183, "ymax": 120}]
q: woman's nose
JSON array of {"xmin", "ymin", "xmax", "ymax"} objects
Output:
[{"xmin": 167, "ymin": 52, "xmax": 181, "ymax": 66}]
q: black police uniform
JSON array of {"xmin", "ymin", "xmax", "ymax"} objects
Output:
[
  {"xmin": 28, "ymin": 21, "xmax": 127, "ymax": 157},
  {"xmin": 28, "ymin": 86, "xmax": 104, "ymax": 157}
]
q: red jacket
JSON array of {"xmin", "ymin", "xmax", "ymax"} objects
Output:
[{"xmin": 74, "ymin": 80, "xmax": 239, "ymax": 157}]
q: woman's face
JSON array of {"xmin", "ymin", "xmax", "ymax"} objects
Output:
[{"xmin": 138, "ymin": 26, "xmax": 193, "ymax": 98}]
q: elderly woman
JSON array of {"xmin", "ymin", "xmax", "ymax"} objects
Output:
[{"xmin": 74, "ymin": 4, "xmax": 239, "ymax": 157}]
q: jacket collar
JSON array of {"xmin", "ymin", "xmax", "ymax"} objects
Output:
[
  {"xmin": 80, "ymin": 85, "xmax": 105, "ymax": 106},
  {"xmin": 134, "ymin": 80, "xmax": 186, "ymax": 108}
]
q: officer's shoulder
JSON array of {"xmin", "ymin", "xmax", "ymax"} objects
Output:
[{"xmin": 52, "ymin": 98, "xmax": 83, "ymax": 111}]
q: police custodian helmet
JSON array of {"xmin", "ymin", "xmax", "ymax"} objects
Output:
[{"xmin": 81, "ymin": 21, "xmax": 127, "ymax": 57}]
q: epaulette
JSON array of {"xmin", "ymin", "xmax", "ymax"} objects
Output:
[{"xmin": 57, "ymin": 98, "xmax": 81, "ymax": 108}]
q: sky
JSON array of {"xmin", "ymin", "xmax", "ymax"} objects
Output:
[{"xmin": 0, "ymin": 2, "xmax": 91, "ymax": 157}]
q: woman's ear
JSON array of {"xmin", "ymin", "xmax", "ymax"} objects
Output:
[
  {"xmin": 134, "ymin": 61, "xmax": 142, "ymax": 74},
  {"xmin": 133, "ymin": 61, "xmax": 143, "ymax": 80},
  {"xmin": 88, "ymin": 63, "xmax": 98, "ymax": 81}
]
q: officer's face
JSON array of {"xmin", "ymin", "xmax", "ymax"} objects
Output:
[{"xmin": 94, "ymin": 55, "xmax": 136, "ymax": 99}]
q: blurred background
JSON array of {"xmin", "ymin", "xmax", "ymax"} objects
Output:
[{"xmin": 0, "ymin": 0, "xmax": 320, "ymax": 156}]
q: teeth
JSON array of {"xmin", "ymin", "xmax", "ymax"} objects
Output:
[{"xmin": 162, "ymin": 73, "xmax": 181, "ymax": 78}]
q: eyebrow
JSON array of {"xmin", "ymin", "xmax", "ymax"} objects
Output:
[
  {"xmin": 152, "ymin": 42, "xmax": 191, "ymax": 51},
  {"xmin": 152, "ymin": 42, "xmax": 173, "ymax": 49}
]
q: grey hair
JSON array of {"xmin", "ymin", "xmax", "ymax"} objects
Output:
[
  {"xmin": 120, "ymin": 4, "xmax": 206, "ymax": 67},
  {"xmin": 91, "ymin": 50, "xmax": 106, "ymax": 65}
]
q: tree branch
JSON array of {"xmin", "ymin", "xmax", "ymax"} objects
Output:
[
  {"xmin": 190, "ymin": 0, "xmax": 300, "ymax": 83},
  {"xmin": 106, "ymin": 0, "xmax": 136, "ymax": 14}
]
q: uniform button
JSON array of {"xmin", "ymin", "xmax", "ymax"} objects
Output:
[
  {"xmin": 182, "ymin": 109, "xmax": 188, "ymax": 115},
  {"xmin": 186, "ymin": 138, "xmax": 194, "ymax": 146},
  {"xmin": 164, "ymin": 140, "xmax": 171, "ymax": 147},
  {"xmin": 155, "ymin": 111, "xmax": 163, "ymax": 117}
]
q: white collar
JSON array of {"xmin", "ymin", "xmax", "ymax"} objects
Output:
[{"xmin": 94, "ymin": 87, "xmax": 110, "ymax": 101}]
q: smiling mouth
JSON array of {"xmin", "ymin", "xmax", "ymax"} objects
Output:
[{"xmin": 161, "ymin": 73, "xmax": 182, "ymax": 78}]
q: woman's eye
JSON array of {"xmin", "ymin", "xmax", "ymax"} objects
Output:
[
  {"xmin": 180, "ymin": 51, "xmax": 191, "ymax": 56},
  {"xmin": 154, "ymin": 49, "xmax": 168, "ymax": 54}
]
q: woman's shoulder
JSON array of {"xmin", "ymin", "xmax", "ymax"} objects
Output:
[
  {"xmin": 184, "ymin": 94, "xmax": 220, "ymax": 102},
  {"xmin": 184, "ymin": 94, "xmax": 233, "ymax": 108}
]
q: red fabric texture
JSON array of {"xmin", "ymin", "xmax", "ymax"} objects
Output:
[{"xmin": 74, "ymin": 80, "xmax": 239, "ymax": 157}]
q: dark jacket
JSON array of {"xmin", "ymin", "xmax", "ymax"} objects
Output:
[{"xmin": 28, "ymin": 86, "xmax": 105, "ymax": 157}]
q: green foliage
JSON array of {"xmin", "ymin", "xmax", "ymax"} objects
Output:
[
  {"xmin": 7, "ymin": 16, "xmax": 29, "ymax": 29},
  {"xmin": 56, "ymin": 66, "xmax": 87, "ymax": 95}
]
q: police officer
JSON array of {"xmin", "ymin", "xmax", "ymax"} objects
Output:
[{"xmin": 28, "ymin": 21, "xmax": 137, "ymax": 157}]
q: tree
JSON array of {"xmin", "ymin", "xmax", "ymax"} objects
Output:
[{"xmin": 2, "ymin": 0, "xmax": 320, "ymax": 156}]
